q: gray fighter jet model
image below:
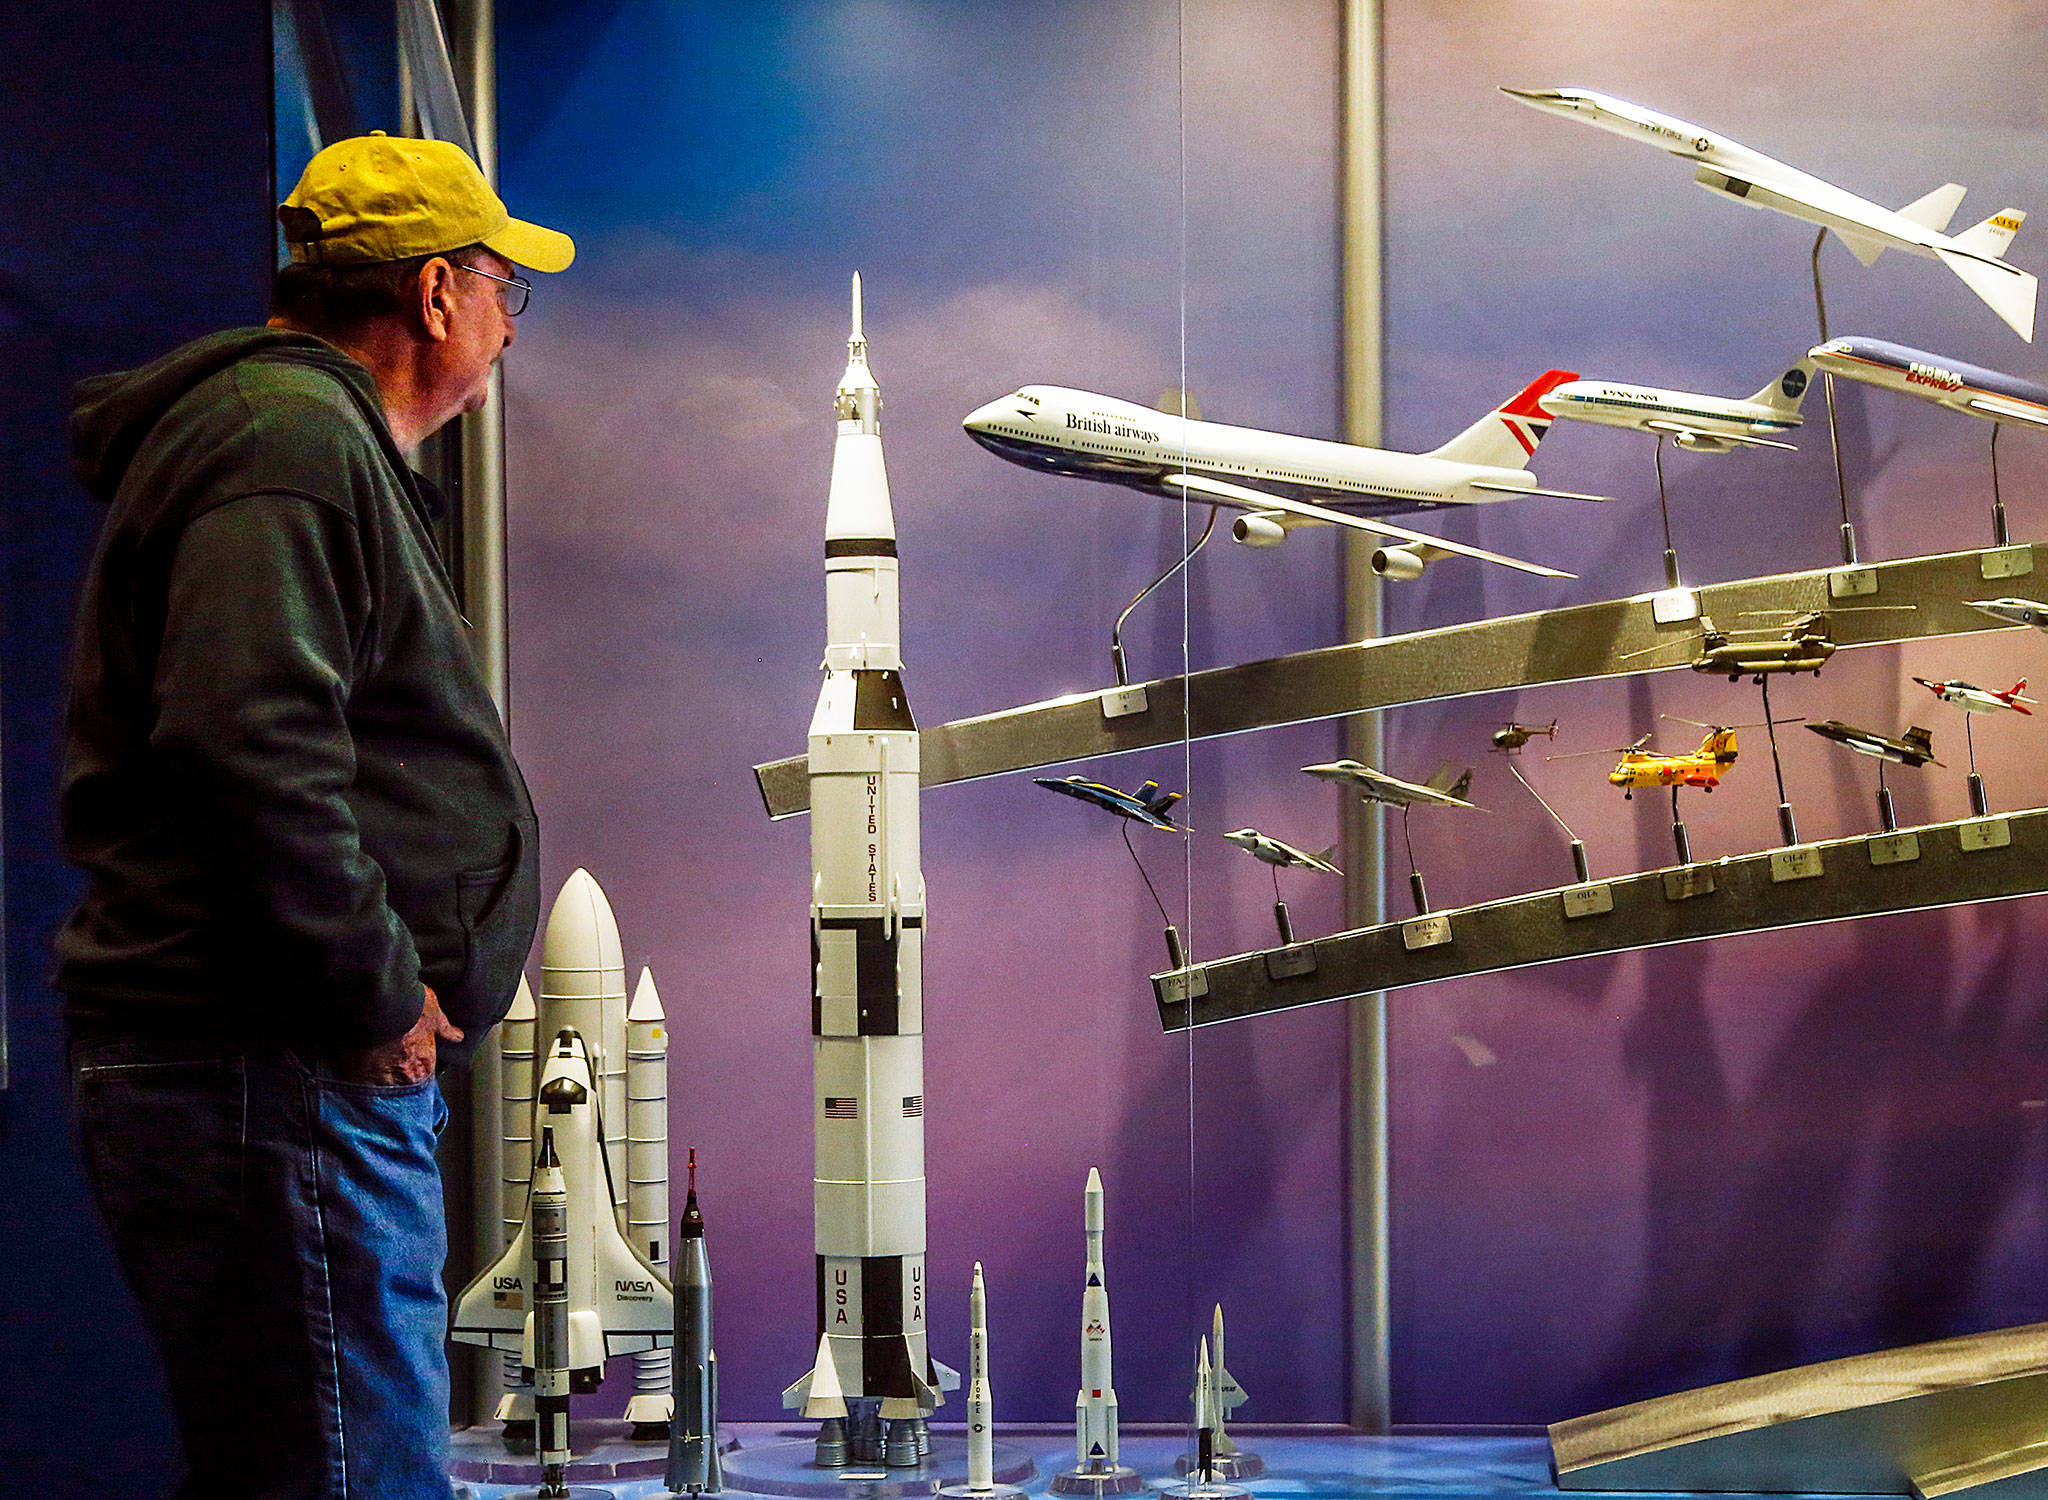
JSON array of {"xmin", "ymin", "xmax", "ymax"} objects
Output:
[
  {"xmin": 1300, "ymin": 760, "xmax": 1480, "ymax": 810},
  {"xmin": 1806, "ymin": 720, "xmax": 1943, "ymax": 768},
  {"xmin": 1222, "ymin": 829, "xmax": 1341, "ymax": 874},
  {"xmin": 1967, "ymin": 597, "xmax": 2048, "ymax": 630}
]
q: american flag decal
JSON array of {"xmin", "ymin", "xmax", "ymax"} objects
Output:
[
  {"xmin": 902, "ymin": 1095, "xmax": 924, "ymax": 1117},
  {"xmin": 825, "ymin": 1097, "xmax": 859, "ymax": 1119}
]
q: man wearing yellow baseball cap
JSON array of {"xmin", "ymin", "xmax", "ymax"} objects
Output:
[{"xmin": 60, "ymin": 135, "xmax": 573, "ymax": 1499}]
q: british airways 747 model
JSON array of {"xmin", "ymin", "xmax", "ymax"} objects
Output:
[
  {"xmin": 1504, "ymin": 87, "xmax": 2036, "ymax": 340},
  {"xmin": 964, "ymin": 372, "xmax": 1604, "ymax": 580}
]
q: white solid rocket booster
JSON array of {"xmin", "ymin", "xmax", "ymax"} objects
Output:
[
  {"xmin": 784, "ymin": 275, "xmax": 957, "ymax": 1457},
  {"xmin": 1077, "ymin": 1167, "xmax": 1119, "ymax": 1471}
]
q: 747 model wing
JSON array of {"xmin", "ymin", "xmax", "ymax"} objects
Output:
[{"xmin": 1160, "ymin": 472, "xmax": 1574, "ymax": 580}]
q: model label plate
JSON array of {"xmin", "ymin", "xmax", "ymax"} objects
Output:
[
  {"xmin": 1960, "ymin": 817, "xmax": 2013, "ymax": 852},
  {"xmin": 1402, "ymin": 914, "xmax": 1453, "ymax": 950},
  {"xmin": 1156, "ymin": 967, "xmax": 1209, "ymax": 1003},
  {"xmin": 1651, "ymin": 587, "xmax": 1700, "ymax": 624},
  {"xmin": 1561, "ymin": 883, "xmax": 1615, "ymax": 918},
  {"xmin": 1770, "ymin": 847, "xmax": 1825, "ymax": 882},
  {"xmin": 1265, "ymin": 944, "xmax": 1318, "ymax": 980},
  {"xmin": 1100, "ymin": 685, "xmax": 1150, "ymax": 720},
  {"xmin": 1828, "ymin": 567, "xmax": 1878, "ymax": 599},
  {"xmin": 1981, "ymin": 545, "xmax": 2034, "ymax": 581},
  {"xmin": 1662, "ymin": 865, "xmax": 1718, "ymax": 901},
  {"xmin": 1867, "ymin": 832, "xmax": 1921, "ymax": 866}
]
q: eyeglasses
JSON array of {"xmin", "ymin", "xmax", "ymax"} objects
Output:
[{"xmin": 460, "ymin": 262, "xmax": 532, "ymax": 316}]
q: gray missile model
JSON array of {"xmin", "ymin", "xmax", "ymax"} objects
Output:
[
  {"xmin": 940, "ymin": 1263, "xmax": 1026, "ymax": 1500},
  {"xmin": 782, "ymin": 274, "xmax": 958, "ymax": 1467},
  {"xmin": 1968, "ymin": 597, "xmax": 2048, "ymax": 630},
  {"xmin": 531, "ymin": 1128, "xmax": 572, "ymax": 1497},
  {"xmin": 665, "ymin": 1151, "xmax": 721, "ymax": 1494}
]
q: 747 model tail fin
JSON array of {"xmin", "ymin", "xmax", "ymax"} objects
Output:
[{"xmin": 1427, "ymin": 370, "xmax": 1578, "ymax": 468}]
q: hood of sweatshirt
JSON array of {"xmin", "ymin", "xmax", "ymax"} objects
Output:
[{"xmin": 69, "ymin": 328, "xmax": 385, "ymax": 504}]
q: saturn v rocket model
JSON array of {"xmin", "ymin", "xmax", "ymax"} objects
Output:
[
  {"xmin": 782, "ymin": 275, "xmax": 958, "ymax": 1467},
  {"xmin": 452, "ymin": 869, "xmax": 675, "ymax": 1433}
]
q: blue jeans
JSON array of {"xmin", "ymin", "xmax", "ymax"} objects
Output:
[{"xmin": 71, "ymin": 1028, "xmax": 456, "ymax": 1500}]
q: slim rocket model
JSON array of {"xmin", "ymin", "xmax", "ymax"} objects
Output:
[
  {"xmin": 453, "ymin": 870, "xmax": 674, "ymax": 1433},
  {"xmin": 783, "ymin": 274, "xmax": 957, "ymax": 1466},
  {"xmin": 1179, "ymin": 1305, "xmax": 1258, "ymax": 1481},
  {"xmin": 940, "ymin": 1262, "xmax": 1026, "ymax": 1500},
  {"xmin": 530, "ymin": 1129, "xmax": 572, "ymax": 1497},
  {"xmin": 1051, "ymin": 1168, "xmax": 1145, "ymax": 1497},
  {"xmin": 666, "ymin": 1151, "xmax": 721, "ymax": 1494},
  {"xmin": 1076, "ymin": 1168, "xmax": 1118, "ymax": 1472}
]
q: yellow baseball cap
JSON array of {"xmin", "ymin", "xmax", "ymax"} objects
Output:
[{"xmin": 279, "ymin": 131, "xmax": 574, "ymax": 273}]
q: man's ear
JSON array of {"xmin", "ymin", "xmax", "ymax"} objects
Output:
[{"xmin": 416, "ymin": 257, "xmax": 458, "ymax": 343}]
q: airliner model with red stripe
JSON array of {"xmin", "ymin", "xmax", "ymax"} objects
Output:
[{"xmin": 962, "ymin": 370, "xmax": 1605, "ymax": 580}]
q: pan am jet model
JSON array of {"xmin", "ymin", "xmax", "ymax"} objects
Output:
[
  {"xmin": 1299, "ymin": 760, "xmax": 1479, "ymax": 810},
  {"xmin": 1504, "ymin": 87, "xmax": 2036, "ymax": 340},
  {"xmin": 1809, "ymin": 337, "xmax": 2048, "ymax": 429},
  {"xmin": 964, "ymin": 372, "xmax": 1606, "ymax": 581},
  {"xmin": 1222, "ymin": 828, "xmax": 1340, "ymax": 874},
  {"xmin": 1912, "ymin": 676, "xmax": 2035, "ymax": 715},
  {"xmin": 1806, "ymin": 720, "xmax": 1942, "ymax": 768},
  {"xmin": 1538, "ymin": 358, "xmax": 1814, "ymax": 452}
]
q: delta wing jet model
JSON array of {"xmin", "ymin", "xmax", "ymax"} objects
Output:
[
  {"xmin": 1810, "ymin": 338, "xmax": 2048, "ymax": 429},
  {"xmin": 1806, "ymin": 720, "xmax": 1943, "ymax": 768},
  {"xmin": 1538, "ymin": 358, "xmax": 1814, "ymax": 451},
  {"xmin": 1913, "ymin": 676, "xmax": 2036, "ymax": 715},
  {"xmin": 1968, "ymin": 598, "xmax": 2048, "ymax": 630},
  {"xmin": 1300, "ymin": 760, "xmax": 1480, "ymax": 811},
  {"xmin": 964, "ymin": 372, "xmax": 1607, "ymax": 581},
  {"xmin": 1222, "ymin": 828, "xmax": 1341, "ymax": 874},
  {"xmin": 1504, "ymin": 87, "xmax": 2037, "ymax": 340},
  {"xmin": 1035, "ymin": 775, "xmax": 1185, "ymax": 831}
]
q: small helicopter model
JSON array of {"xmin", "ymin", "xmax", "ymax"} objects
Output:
[
  {"xmin": 1491, "ymin": 719, "xmax": 1560, "ymax": 753},
  {"xmin": 1034, "ymin": 775, "xmax": 1184, "ymax": 829},
  {"xmin": 1911, "ymin": 676, "xmax": 2035, "ymax": 716}
]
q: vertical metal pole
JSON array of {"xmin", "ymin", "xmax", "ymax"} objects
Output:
[
  {"xmin": 447, "ymin": 0, "xmax": 510, "ymax": 1426},
  {"xmin": 1340, "ymin": 0, "xmax": 1390, "ymax": 1436}
]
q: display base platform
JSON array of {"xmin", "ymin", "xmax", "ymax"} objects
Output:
[
  {"xmin": 1173, "ymin": 1450, "xmax": 1264, "ymax": 1480},
  {"xmin": 464, "ymin": 1424, "xmax": 2033, "ymax": 1499},
  {"xmin": 720, "ymin": 1433, "xmax": 1035, "ymax": 1498},
  {"xmin": 450, "ymin": 1418, "xmax": 739, "ymax": 1484},
  {"xmin": 1046, "ymin": 1462, "xmax": 1151, "ymax": 1497}
]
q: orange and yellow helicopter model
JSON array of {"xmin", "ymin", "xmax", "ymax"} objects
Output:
[{"xmin": 1550, "ymin": 716, "xmax": 1793, "ymax": 799}]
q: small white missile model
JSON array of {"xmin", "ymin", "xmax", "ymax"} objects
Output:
[
  {"xmin": 452, "ymin": 869, "xmax": 674, "ymax": 1438},
  {"xmin": 1050, "ymin": 1169, "xmax": 1148, "ymax": 1497},
  {"xmin": 964, "ymin": 373, "xmax": 1605, "ymax": 581},
  {"xmin": 1176, "ymin": 1305, "xmax": 1260, "ymax": 1481},
  {"xmin": 1810, "ymin": 338, "xmax": 2048, "ymax": 430},
  {"xmin": 1968, "ymin": 598, "xmax": 2048, "ymax": 630},
  {"xmin": 1504, "ymin": 87, "xmax": 2036, "ymax": 340},
  {"xmin": 1538, "ymin": 359, "xmax": 1813, "ymax": 452},
  {"xmin": 1176, "ymin": 1338, "xmax": 1249, "ymax": 1500},
  {"xmin": 665, "ymin": 1151, "xmax": 721, "ymax": 1495},
  {"xmin": 783, "ymin": 274, "xmax": 958, "ymax": 1468},
  {"xmin": 939, "ymin": 1263, "xmax": 1026, "ymax": 1500}
]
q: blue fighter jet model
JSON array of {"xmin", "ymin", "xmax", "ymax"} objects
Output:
[{"xmin": 1034, "ymin": 776, "xmax": 1184, "ymax": 831}]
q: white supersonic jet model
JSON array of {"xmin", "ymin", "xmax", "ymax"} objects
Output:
[
  {"xmin": 1539, "ymin": 357, "xmax": 1815, "ymax": 452},
  {"xmin": 1504, "ymin": 87, "xmax": 2036, "ymax": 341},
  {"xmin": 964, "ymin": 370, "xmax": 1603, "ymax": 580}
]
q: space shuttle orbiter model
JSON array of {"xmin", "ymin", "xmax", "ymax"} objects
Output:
[{"xmin": 452, "ymin": 869, "xmax": 674, "ymax": 1428}]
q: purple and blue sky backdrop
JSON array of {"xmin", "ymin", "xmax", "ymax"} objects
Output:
[{"xmin": 485, "ymin": 0, "xmax": 2048, "ymax": 1431}]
